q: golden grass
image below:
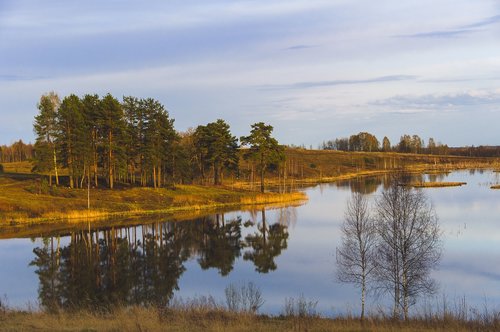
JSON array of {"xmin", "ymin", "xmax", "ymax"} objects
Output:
[
  {"xmin": 1, "ymin": 161, "xmax": 33, "ymax": 173},
  {"xmin": 1, "ymin": 307, "xmax": 498, "ymax": 332},
  {"xmin": 0, "ymin": 171, "xmax": 307, "ymax": 228},
  {"xmin": 410, "ymin": 182, "xmax": 467, "ymax": 188},
  {"xmin": 491, "ymin": 185, "xmax": 500, "ymax": 189}
]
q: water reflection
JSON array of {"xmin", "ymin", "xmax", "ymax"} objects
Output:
[
  {"xmin": 244, "ymin": 209, "xmax": 289, "ymax": 273},
  {"xmin": 5, "ymin": 171, "xmax": 498, "ymax": 314},
  {"xmin": 29, "ymin": 212, "xmax": 291, "ymax": 311}
]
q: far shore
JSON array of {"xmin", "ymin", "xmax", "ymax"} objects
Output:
[{"xmin": 1, "ymin": 152, "xmax": 499, "ymax": 231}]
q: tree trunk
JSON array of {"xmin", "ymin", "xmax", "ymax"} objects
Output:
[
  {"xmin": 361, "ymin": 274, "xmax": 366, "ymax": 320},
  {"xmin": 52, "ymin": 145, "xmax": 59, "ymax": 186},
  {"xmin": 214, "ymin": 162, "xmax": 221, "ymax": 186},
  {"xmin": 108, "ymin": 131, "xmax": 113, "ymax": 189},
  {"xmin": 153, "ymin": 165, "xmax": 157, "ymax": 189},
  {"xmin": 260, "ymin": 154, "xmax": 265, "ymax": 193}
]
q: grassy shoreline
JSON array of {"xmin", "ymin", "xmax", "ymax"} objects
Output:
[
  {"xmin": 0, "ymin": 174, "xmax": 306, "ymax": 222},
  {"xmin": 1, "ymin": 151, "xmax": 498, "ymax": 226}
]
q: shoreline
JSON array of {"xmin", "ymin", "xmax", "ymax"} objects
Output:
[{"xmin": 1, "ymin": 159, "xmax": 498, "ymax": 228}]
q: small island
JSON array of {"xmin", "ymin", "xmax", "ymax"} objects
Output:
[{"xmin": 410, "ymin": 182, "xmax": 467, "ymax": 188}]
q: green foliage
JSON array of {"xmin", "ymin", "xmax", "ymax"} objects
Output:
[
  {"xmin": 240, "ymin": 122, "xmax": 285, "ymax": 192},
  {"xmin": 194, "ymin": 119, "xmax": 239, "ymax": 185},
  {"xmin": 33, "ymin": 92, "xmax": 60, "ymax": 183}
]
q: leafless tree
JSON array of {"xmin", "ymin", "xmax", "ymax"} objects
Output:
[
  {"xmin": 336, "ymin": 192, "xmax": 377, "ymax": 320},
  {"xmin": 374, "ymin": 181, "xmax": 442, "ymax": 320}
]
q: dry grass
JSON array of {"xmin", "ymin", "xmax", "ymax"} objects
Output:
[
  {"xmin": 410, "ymin": 182, "xmax": 467, "ymax": 188},
  {"xmin": 0, "ymin": 169, "xmax": 307, "ymax": 228},
  {"xmin": 491, "ymin": 185, "xmax": 500, "ymax": 189},
  {"xmin": 1, "ymin": 306, "xmax": 499, "ymax": 332}
]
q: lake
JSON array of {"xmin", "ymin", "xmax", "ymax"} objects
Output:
[{"xmin": 0, "ymin": 170, "xmax": 499, "ymax": 316}]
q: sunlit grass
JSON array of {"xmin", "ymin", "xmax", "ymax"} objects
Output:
[{"xmin": 0, "ymin": 171, "xmax": 307, "ymax": 225}]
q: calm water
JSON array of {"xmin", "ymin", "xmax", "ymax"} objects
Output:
[{"xmin": 0, "ymin": 170, "xmax": 499, "ymax": 315}]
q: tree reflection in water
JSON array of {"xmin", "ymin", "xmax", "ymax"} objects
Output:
[
  {"xmin": 243, "ymin": 209, "xmax": 289, "ymax": 273},
  {"xmin": 30, "ymin": 210, "xmax": 293, "ymax": 311}
]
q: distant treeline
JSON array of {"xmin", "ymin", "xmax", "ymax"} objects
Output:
[
  {"xmin": 0, "ymin": 140, "xmax": 34, "ymax": 163},
  {"xmin": 29, "ymin": 92, "xmax": 283, "ymax": 190},
  {"xmin": 321, "ymin": 132, "xmax": 500, "ymax": 157},
  {"xmin": 321, "ymin": 132, "xmax": 449, "ymax": 155},
  {"xmin": 448, "ymin": 145, "xmax": 500, "ymax": 157}
]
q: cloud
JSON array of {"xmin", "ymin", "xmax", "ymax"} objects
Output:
[
  {"xmin": 284, "ymin": 44, "xmax": 318, "ymax": 50},
  {"xmin": 0, "ymin": 74, "xmax": 46, "ymax": 82},
  {"xmin": 372, "ymin": 91, "xmax": 500, "ymax": 111},
  {"xmin": 257, "ymin": 75, "xmax": 417, "ymax": 90},
  {"xmin": 461, "ymin": 14, "xmax": 500, "ymax": 29},
  {"xmin": 398, "ymin": 13, "xmax": 500, "ymax": 39},
  {"xmin": 401, "ymin": 29, "xmax": 475, "ymax": 39}
]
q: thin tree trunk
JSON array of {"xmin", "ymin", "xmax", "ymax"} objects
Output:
[
  {"xmin": 153, "ymin": 165, "xmax": 157, "ymax": 189},
  {"xmin": 108, "ymin": 131, "xmax": 113, "ymax": 189},
  {"xmin": 52, "ymin": 145, "xmax": 59, "ymax": 186},
  {"xmin": 260, "ymin": 154, "xmax": 265, "ymax": 193},
  {"xmin": 361, "ymin": 275, "xmax": 366, "ymax": 320}
]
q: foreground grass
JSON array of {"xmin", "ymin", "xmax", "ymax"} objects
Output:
[{"xmin": 1, "ymin": 307, "xmax": 499, "ymax": 332}]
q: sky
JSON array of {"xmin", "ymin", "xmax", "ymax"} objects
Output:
[{"xmin": 1, "ymin": 0, "xmax": 499, "ymax": 147}]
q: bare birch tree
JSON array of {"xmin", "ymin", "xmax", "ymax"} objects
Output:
[
  {"xmin": 336, "ymin": 192, "xmax": 377, "ymax": 320},
  {"xmin": 374, "ymin": 181, "xmax": 441, "ymax": 320}
]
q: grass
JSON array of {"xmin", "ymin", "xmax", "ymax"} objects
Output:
[
  {"xmin": 0, "ymin": 169, "xmax": 307, "ymax": 227},
  {"xmin": 410, "ymin": 182, "xmax": 467, "ymax": 188},
  {"xmin": 1, "ymin": 305, "xmax": 499, "ymax": 332},
  {"xmin": 491, "ymin": 185, "xmax": 500, "ymax": 189}
]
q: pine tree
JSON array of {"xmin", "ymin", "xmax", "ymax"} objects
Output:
[
  {"xmin": 33, "ymin": 92, "xmax": 61, "ymax": 186},
  {"xmin": 194, "ymin": 119, "xmax": 239, "ymax": 185},
  {"xmin": 57, "ymin": 94, "xmax": 87, "ymax": 188},
  {"xmin": 240, "ymin": 122, "xmax": 284, "ymax": 193},
  {"xmin": 100, "ymin": 94, "xmax": 126, "ymax": 189}
]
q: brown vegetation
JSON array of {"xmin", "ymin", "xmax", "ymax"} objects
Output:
[
  {"xmin": 410, "ymin": 182, "xmax": 467, "ymax": 188},
  {"xmin": 1, "ymin": 306, "xmax": 499, "ymax": 332},
  {"xmin": 0, "ymin": 174, "xmax": 305, "ymax": 223}
]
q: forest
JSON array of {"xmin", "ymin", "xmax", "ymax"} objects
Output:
[{"xmin": 27, "ymin": 92, "xmax": 283, "ymax": 192}]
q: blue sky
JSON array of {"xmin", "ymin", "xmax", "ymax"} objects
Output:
[{"xmin": 1, "ymin": 0, "xmax": 499, "ymax": 147}]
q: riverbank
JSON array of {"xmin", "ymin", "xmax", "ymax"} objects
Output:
[
  {"xmin": 0, "ymin": 172, "xmax": 306, "ymax": 225},
  {"xmin": 1, "ymin": 150, "xmax": 498, "ymax": 224},
  {"xmin": 1, "ymin": 306, "xmax": 498, "ymax": 332}
]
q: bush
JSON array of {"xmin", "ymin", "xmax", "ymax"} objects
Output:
[
  {"xmin": 225, "ymin": 282, "xmax": 264, "ymax": 313},
  {"xmin": 282, "ymin": 294, "xmax": 319, "ymax": 318}
]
